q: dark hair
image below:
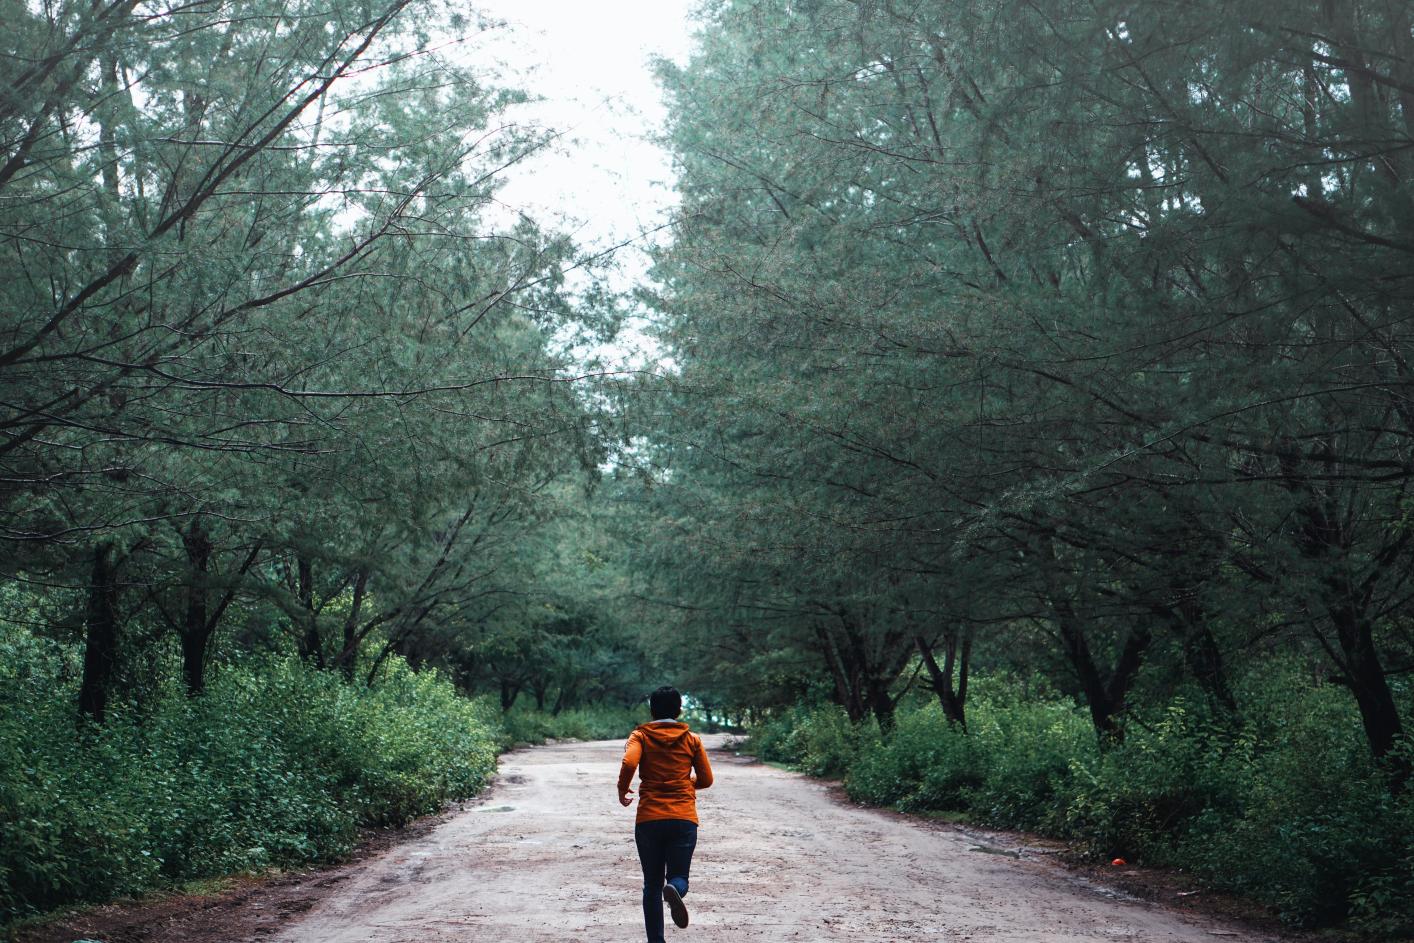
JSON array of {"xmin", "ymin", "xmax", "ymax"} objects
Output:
[{"xmin": 649, "ymin": 686, "xmax": 682, "ymax": 720}]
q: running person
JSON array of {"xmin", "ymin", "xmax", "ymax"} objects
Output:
[{"xmin": 618, "ymin": 686, "xmax": 714, "ymax": 941}]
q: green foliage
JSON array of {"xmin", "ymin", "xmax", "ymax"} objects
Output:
[
  {"xmin": 644, "ymin": 0, "xmax": 1414, "ymax": 870},
  {"xmin": 844, "ymin": 680, "xmax": 1091, "ymax": 825},
  {"xmin": 1128, "ymin": 674, "xmax": 1413, "ymax": 931},
  {"xmin": 496, "ymin": 704, "xmax": 645, "ymax": 747},
  {"xmin": 749, "ymin": 704, "xmax": 874, "ymax": 777},
  {"xmin": 644, "ymin": 4, "xmax": 1414, "ymax": 934},
  {"xmin": 0, "ymin": 652, "xmax": 497, "ymax": 924},
  {"xmin": 760, "ymin": 669, "xmax": 1414, "ymax": 933}
]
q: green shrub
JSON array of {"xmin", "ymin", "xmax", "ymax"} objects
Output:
[
  {"xmin": 843, "ymin": 682, "xmax": 1091, "ymax": 823},
  {"xmin": 964, "ymin": 692, "xmax": 1093, "ymax": 830},
  {"xmin": 0, "ymin": 652, "xmax": 497, "ymax": 923},
  {"xmin": 750, "ymin": 704, "xmax": 870, "ymax": 777},
  {"xmin": 495, "ymin": 703, "xmax": 644, "ymax": 746},
  {"xmin": 787, "ymin": 704, "xmax": 871, "ymax": 777},
  {"xmin": 846, "ymin": 705, "xmax": 977, "ymax": 809},
  {"xmin": 1053, "ymin": 670, "xmax": 1414, "ymax": 931},
  {"xmin": 1060, "ymin": 702, "xmax": 1241, "ymax": 863},
  {"xmin": 753, "ymin": 667, "xmax": 1414, "ymax": 935},
  {"xmin": 746, "ymin": 705, "xmax": 808, "ymax": 765}
]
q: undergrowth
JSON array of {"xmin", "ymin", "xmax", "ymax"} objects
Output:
[
  {"xmin": 749, "ymin": 669, "xmax": 1414, "ymax": 936},
  {"xmin": 496, "ymin": 703, "xmax": 645, "ymax": 746},
  {"xmin": 0, "ymin": 650, "xmax": 498, "ymax": 924}
]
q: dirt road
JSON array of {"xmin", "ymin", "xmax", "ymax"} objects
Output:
[{"xmin": 262, "ymin": 735, "xmax": 1276, "ymax": 943}]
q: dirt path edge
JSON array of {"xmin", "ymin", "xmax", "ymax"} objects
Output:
[
  {"xmin": 11, "ymin": 744, "xmax": 1328, "ymax": 943},
  {"xmin": 797, "ymin": 765, "xmax": 1314, "ymax": 943}
]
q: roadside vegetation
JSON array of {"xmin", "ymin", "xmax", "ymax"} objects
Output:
[
  {"xmin": 5, "ymin": 0, "xmax": 1414, "ymax": 936},
  {"xmin": 0, "ymin": 619, "xmax": 655, "ymax": 925},
  {"xmin": 0, "ymin": 0, "xmax": 657, "ymax": 928},
  {"xmin": 498, "ymin": 703, "xmax": 647, "ymax": 746},
  {"xmin": 0, "ymin": 640, "xmax": 499, "ymax": 922},
  {"xmin": 634, "ymin": 1, "xmax": 1414, "ymax": 935},
  {"xmin": 749, "ymin": 670, "xmax": 1413, "ymax": 934}
]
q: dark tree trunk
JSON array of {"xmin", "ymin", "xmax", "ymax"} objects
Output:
[
  {"xmin": 78, "ymin": 543, "xmax": 120, "ymax": 723},
  {"xmin": 366, "ymin": 631, "xmax": 407, "ymax": 685},
  {"xmin": 915, "ymin": 629, "xmax": 971, "ymax": 729},
  {"xmin": 867, "ymin": 678, "xmax": 897, "ymax": 733},
  {"xmin": 500, "ymin": 679, "xmax": 521, "ymax": 711},
  {"xmin": 1054, "ymin": 608, "xmax": 1151, "ymax": 746},
  {"xmin": 335, "ymin": 567, "xmax": 369, "ymax": 682},
  {"xmin": 1054, "ymin": 605, "xmax": 1119, "ymax": 739},
  {"xmin": 532, "ymin": 679, "xmax": 548, "ymax": 712},
  {"xmin": 1288, "ymin": 460, "xmax": 1409, "ymax": 790},
  {"xmin": 177, "ymin": 530, "xmax": 257, "ymax": 696},
  {"xmin": 552, "ymin": 680, "xmax": 578, "ymax": 716},
  {"xmin": 1177, "ymin": 614, "xmax": 1238, "ymax": 718},
  {"xmin": 180, "ymin": 519, "xmax": 213, "ymax": 696},
  {"xmin": 815, "ymin": 622, "xmax": 866, "ymax": 722},
  {"xmin": 1042, "ymin": 538, "xmax": 1153, "ymax": 744},
  {"xmin": 815, "ymin": 611, "xmax": 913, "ymax": 731},
  {"xmin": 846, "ymin": 615, "xmax": 903, "ymax": 733},
  {"xmin": 180, "ymin": 630, "xmax": 209, "ymax": 697},
  {"xmin": 296, "ymin": 555, "xmax": 323, "ymax": 667},
  {"xmin": 1331, "ymin": 602, "xmax": 1409, "ymax": 790}
]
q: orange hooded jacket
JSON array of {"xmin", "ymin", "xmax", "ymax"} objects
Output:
[{"xmin": 618, "ymin": 721, "xmax": 713, "ymax": 824}]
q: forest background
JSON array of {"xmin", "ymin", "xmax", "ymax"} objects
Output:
[{"xmin": 2, "ymin": 0, "xmax": 1412, "ymax": 936}]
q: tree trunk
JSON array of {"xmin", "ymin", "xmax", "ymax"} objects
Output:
[
  {"xmin": 296, "ymin": 554, "xmax": 323, "ymax": 667},
  {"xmin": 552, "ymin": 680, "xmax": 578, "ymax": 716},
  {"xmin": 96, "ymin": 51, "xmax": 123, "ymax": 235},
  {"xmin": 336, "ymin": 567, "xmax": 369, "ymax": 682},
  {"xmin": 1052, "ymin": 604, "xmax": 1120, "ymax": 739},
  {"xmin": 1288, "ymin": 460, "xmax": 1409, "ymax": 790},
  {"xmin": 180, "ymin": 518, "xmax": 213, "ymax": 696},
  {"xmin": 815, "ymin": 622, "xmax": 866, "ymax": 722},
  {"xmin": 1177, "ymin": 615, "xmax": 1238, "ymax": 718},
  {"xmin": 816, "ymin": 611, "xmax": 911, "ymax": 730},
  {"xmin": 500, "ymin": 679, "xmax": 521, "ymax": 711},
  {"xmin": 366, "ymin": 632, "xmax": 403, "ymax": 685},
  {"xmin": 1331, "ymin": 602, "xmax": 1409, "ymax": 790},
  {"xmin": 1053, "ymin": 609, "xmax": 1152, "ymax": 746},
  {"xmin": 867, "ymin": 677, "xmax": 897, "ymax": 733},
  {"xmin": 78, "ymin": 543, "xmax": 120, "ymax": 723},
  {"xmin": 915, "ymin": 630, "xmax": 971, "ymax": 729},
  {"xmin": 1042, "ymin": 538, "xmax": 1152, "ymax": 744},
  {"xmin": 179, "ymin": 629, "xmax": 209, "ymax": 698}
]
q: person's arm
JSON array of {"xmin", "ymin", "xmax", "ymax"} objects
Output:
[
  {"xmin": 618, "ymin": 730, "xmax": 642, "ymax": 806},
  {"xmin": 691, "ymin": 735, "xmax": 714, "ymax": 790}
]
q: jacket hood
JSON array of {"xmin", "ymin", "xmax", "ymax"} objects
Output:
[{"xmin": 637, "ymin": 720, "xmax": 692, "ymax": 746}]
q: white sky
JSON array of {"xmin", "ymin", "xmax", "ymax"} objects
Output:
[{"xmin": 471, "ymin": 1, "xmax": 699, "ymax": 287}]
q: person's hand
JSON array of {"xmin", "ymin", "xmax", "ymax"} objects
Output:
[{"xmin": 619, "ymin": 788, "xmax": 634, "ymax": 807}]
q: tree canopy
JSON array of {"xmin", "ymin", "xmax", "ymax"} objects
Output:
[
  {"xmin": 635, "ymin": 0, "xmax": 1414, "ymax": 778},
  {"xmin": 3, "ymin": 0, "xmax": 1414, "ymax": 932}
]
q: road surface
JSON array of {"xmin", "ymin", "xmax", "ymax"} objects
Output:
[{"xmin": 265, "ymin": 735, "xmax": 1276, "ymax": 942}]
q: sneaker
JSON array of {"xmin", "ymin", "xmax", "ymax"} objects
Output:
[{"xmin": 663, "ymin": 883, "xmax": 689, "ymax": 928}]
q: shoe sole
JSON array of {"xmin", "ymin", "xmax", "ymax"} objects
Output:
[{"xmin": 663, "ymin": 883, "xmax": 689, "ymax": 928}]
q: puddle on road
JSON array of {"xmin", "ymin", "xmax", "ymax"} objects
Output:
[{"xmin": 969, "ymin": 844, "xmax": 1022, "ymax": 859}]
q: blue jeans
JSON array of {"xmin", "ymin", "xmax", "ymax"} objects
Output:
[{"xmin": 634, "ymin": 819, "xmax": 698, "ymax": 943}]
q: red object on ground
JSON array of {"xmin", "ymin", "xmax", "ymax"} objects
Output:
[{"xmin": 1111, "ymin": 858, "xmax": 1127, "ymax": 866}]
